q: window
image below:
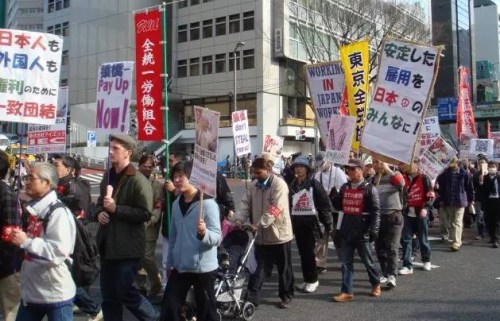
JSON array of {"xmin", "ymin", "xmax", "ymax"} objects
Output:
[
  {"xmin": 62, "ymin": 22, "xmax": 69, "ymax": 36},
  {"xmin": 203, "ymin": 0, "xmax": 214, "ymax": 2},
  {"xmin": 178, "ymin": 0, "xmax": 188, "ymax": 8},
  {"xmin": 215, "ymin": 17, "xmax": 226, "ymax": 36},
  {"xmin": 228, "ymin": 51, "xmax": 241, "ymax": 71},
  {"xmin": 215, "ymin": 53, "xmax": 226, "ymax": 73},
  {"xmin": 48, "ymin": 0, "xmax": 55, "ymax": 12},
  {"xmin": 55, "ymin": 0, "xmax": 62, "ymax": 11},
  {"xmin": 60, "ymin": 79, "xmax": 68, "ymax": 86},
  {"xmin": 178, "ymin": 24, "xmax": 187, "ymax": 43},
  {"xmin": 229, "ymin": 14, "xmax": 240, "ymax": 34},
  {"xmin": 243, "ymin": 49, "xmax": 254, "ymax": 69},
  {"xmin": 177, "ymin": 60, "xmax": 187, "ymax": 78},
  {"xmin": 47, "ymin": 25, "xmax": 54, "ymax": 34},
  {"xmin": 63, "ymin": 0, "xmax": 70, "ymax": 8},
  {"xmin": 191, "ymin": 0, "xmax": 200, "ymax": 4},
  {"xmin": 62, "ymin": 50, "xmax": 69, "ymax": 65},
  {"xmin": 190, "ymin": 58, "xmax": 200, "ymax": 76},
  {"xmin": 202, "ymin": 55, "xmax": 213, "ymax": 75},
  {"xmin": 190, "ymin": 22, "xmax": 200, "ymax": 41},
  {"xmin": 243, "ymin": 11, "xmax": 254, "ymax": 31},
  {"xmin": 202, "ymin": 19, "xmax": 212, "ymax": 39},
  {"xmin": 54, "ymin": 24, "xmax": 62, "ymax": 36}
]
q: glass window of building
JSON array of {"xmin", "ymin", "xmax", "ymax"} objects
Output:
[
  {"xmin": 179, "ymin": 0, "xmax": 188, "ymax": 8},
  {"xmin": 203, "ymin": 19, "xmax": 213, "ymax": 38},
  {"xmin": 215, "ymin": 53, "xmax": 226, "ymax": 73},
  {"xmin": 47, "ymin": 25, "xmax": 54, "ymax": 34},
  {"xmin": 229, "ymin": 14, "xmax": 240, "ymax": 33},
  {"xmin": 190, "ymin": 57, "xmax": 200, "ymax": 76},
  {"xmin": 243, "ymin": 49, "xmax": 254, "ymax": 69},
  {"xmin": 243, "ymin": 11, "xmax": 254, "ymax": 31},
  {"xmin": 190, "ymin": 22, "xmax": 200, "ymax": 41},
  {"xmin": 203, "ymin": 0, "xmax": 214, "ymax": 2},
  {"xmin": 215, "ymin": 17, "xmax": 226, "ymax": 36},
  {"xmin": 63, "ymin": 0, "xmax": 70, "ymax": 8},
  {"xmin": 205, "ymin": 101, "xmax": 230, "ymax": 126},
  {"xmin": 55, "ymin": 0, "xmax": 62, "ymax": 11},
  {"xmin": 48, "ymin": 0, "xmax": 55, "ymax": 13},
  {"xmin": 178, "ymin": 24, "xmax": 187, "ymax": 43},
  {"xmin": 62, "ymin": 50, "xmax": 69, "ymax": 65},
  {"xmin": 239, "ymin": 97, "xmax": 257, "ymax": 125},
  {"xmin": 54, "ymin": 24, "xmax": 62, "ymax": 36},
  {"xmin": 228, "ymin": 51, "xmax": 241, "ymax": 71},
  {"xmin": 202, "ymin": 55, "xmax": 213, "ymax": 75},
  {"xmin": 191, "ymin": 0, "xmax": 200, "ymax": 4},
  {"xmin": 177, "ymin": 60, "xmax": 187, "ymax": 78},
  {"xmin": 62, "ymin": 22, "xmax": 69, "ymax": 36}
]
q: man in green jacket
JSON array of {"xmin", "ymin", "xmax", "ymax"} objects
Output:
[{"xmin": 96, "ymin": 134, "xmax": 159, "ymax": 321}]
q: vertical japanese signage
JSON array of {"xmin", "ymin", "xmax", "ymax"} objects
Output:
[
  {"xmin": 232, "ymin": 110, "xmax": 251, "ymax": 156},
  {"xmin": 0, "ymin": 29, "xmax": 63, "ymax": 124},
  {"xmin": 417, "ymin": 116, "xmax": 441, "ymax": 156},
  {"xmin": 27, "ymin": 86, "xmax": 67, "ymax": 153},
  {"xmin": 361, "ymin": 38, "xmax": 441, "ymax": 164},
  {"xmin": 305, "ymin": 61, "xmax": 345, "ymax": 141},
  {"xmin": 340, "ymin": 39, "xmax": 370, "ymax": 150},
  {"xmin": 134, "ymin": 9, "xmax": 164, "ymax": 141},
  {"xmin": 456, "ymin": 66, "xmax": 477, "ymax": 138},
  {"xmin": 95, "ymin": 61, "xmax": 134, "ymax": 133},
  {"xmin": 190, "ymin": 106, "xmax": 220, "ymax": 197}
]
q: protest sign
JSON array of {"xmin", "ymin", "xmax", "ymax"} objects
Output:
[
  {"xmin": 87, "ymin": 130, "xmax": 96, "ymax": 147},
  {"xmin": 361, "ymin": 38, "xmax": 441, "ymax": 164},
  {"xmin": 0, "ymin": 29, "xmax": 63, "ymax": 124},
  {"xmin": 419, "ymin": 136, "xmax": 457, "ymax": 180},
  {"xmin": 459, "ymin": 133, "xmax": 476, "ymax": 159},
  {"xmin": 325, "ymin": 115, "xmax": 356, "ymax": 165},
  {"xmin": 95, "ymin": 61, "xmax": 134, "ymax": 133},
  {"xmin": 417, "ymin": 116, "xmax": 441, "ymax": 156},
  {"xmin": 340, "ymin": 39, "xmax": 370, "ymax": 150},
  {"xmin": 232, "ymin": 110, "xmax": 251, "ymax": 157},
  {"xmin": 27, "ymin": 86, "xmax": 67, "ymax": 153},
  {"xmin": 491, "ymin": 132, "xmax": 500, "ymax": 162},
  {"xmin": 304, "ymin": 61, "xmax": 345, "ymax": 141},
  {"xmin": 456, "ymin": 67, "xmax": 477, "ymax": 138},
  {"xmin": 190, "ymin": 106, "xmax": 220, "ymax": 197},
  {"xmin": 469, "ymin": 139, "xmax": 494, "ymax": 158},
  {"xmin": 135, "ymin": 9, "xmax": 164, "ymax": 141},
  {"xmin": 262, "ymin": 135, "xmax": 284, "ymax": 157}
]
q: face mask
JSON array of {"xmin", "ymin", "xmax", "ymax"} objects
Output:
[{"xmin": 488, "ymin": 168, "xmax": 497, "ymax": 175}]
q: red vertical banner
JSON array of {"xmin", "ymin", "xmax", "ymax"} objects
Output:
[
  {"xmin": 134, "ymin": 9, "xmax": 164, "ymax": 141},
  {"xmin": 456, "ymin": 66, "xmax": 477, "ymax": 139},
  {"xmin": 487, "ymin": 120, "xmax": 492, "ymax": 139}
]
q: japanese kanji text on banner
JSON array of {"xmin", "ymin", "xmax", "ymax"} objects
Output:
[
  {"xmin": 325, "ymin": 115, "xmax": 356, "ymax": 166},
  {"xmin": 190, "ymin": 106, "xmax": 220, "ymax": 198},
  {"xmin": 27, "ymin": 86, "xmax": 67, "ymax": 153},
  {"xmin": 134, "ymin": 9, "xmax": 164, "ymax": 141},
  {"xmin": 0, "ymin": 29, "xmax": 63, "ymax": 124},
  {"xmin": 417, "ymin": 116, "xmax": 441, "ymax": 156},
  {"xmin": 456, "ymin": 66, "xmax": 477, "ymax": 138},
  {"xmin": 361, "ymin": 39, "xmax": 441, "ymax": 164},
  {"xmin": 232, "ymin": 110, "xmax": 251, "ymax": 157},
  {"xmin": 95, "ymin": 61, "xmax": 134, "ymax": 133},
  {"xmin": 340, "ymin": 39, "xmax": 370, "ymax": 151},
  {"xmin": 305, "ymin": 61, "xmax": 345, "ymax": 141}
]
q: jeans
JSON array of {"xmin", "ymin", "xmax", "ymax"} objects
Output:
[
  {"xmin": 74, "ymin": 287, "xmax": 100, "ymax": 316},
  {"xmin": 339, "ymin": 238, "xmax": 380, "ymax": 294},
  {"xmin": 375, "ymin": 212, "xmax": 403, "ymax": 277},
  {"xmin": 15, "ymin": 301, "xmax": 73, "ymax": 321},
  {"xmin": 402, "ymin": 214, "xmax": 431, "ymax": 268},
  {"xmin": 100, "ymin": 259, "xmax": 159, "ymax": 321},
  {"xmin": 474, "ymin": 201, "xmax": 486, "ymax": 238}
]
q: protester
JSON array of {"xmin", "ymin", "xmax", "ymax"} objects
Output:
[
  {"xmin": 234, "ymin": 157, "xmax": 294, "ymax": 308},
  {"xmin": 479, "ymin": 161, "xmax": 500, "ymax": 248},
  {"xmin": 95, "ymin": 134, "xmax": 159, "ymax": 321},
  {"xmin": 472, "ymin": 156, "xmax": 488, "ymax": 240},
  {"xmin": 10, "ymin": 162, "xmax": 77, "ymax": 320},
  {"xmin": 332, "ymin": 158, "xmax": 381, "ymax": 302},
  {"xmin": 0, "ymin": 150, "xmax": 22, "ymax": 321},
  {"xmin": 160, "ymin": 161, "xmax": 221, "ymax": 321},
  {"xmin": 435, "ymin": 157, "xmax": 474, "ymax": 251}
]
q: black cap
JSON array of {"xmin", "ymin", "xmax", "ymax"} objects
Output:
[{"xmin": 347, "ymin": 158, "xmax": 364, "ymax": 168}]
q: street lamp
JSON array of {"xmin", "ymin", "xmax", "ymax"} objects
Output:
[{"xmin": 232, "ymin": 41, "xmax": 244, "ymax": 175}]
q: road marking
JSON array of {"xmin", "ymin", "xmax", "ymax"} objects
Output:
[{"xmin": 496, "ymin": 277, "xmax": 500, "ymax": 280}]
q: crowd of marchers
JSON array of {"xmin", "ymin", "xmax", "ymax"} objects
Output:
[{"xmin": 0, "ymin": 135, "xmax": 499, "ymax": 321}]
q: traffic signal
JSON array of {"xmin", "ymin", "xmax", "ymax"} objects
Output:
[
  {"xmin": 300, "ymin": 129, "xmax": 306, "ymax": 140},
  {"xmin": 66, "ymin": 116, "xmax": 71, "ymax": 134}
]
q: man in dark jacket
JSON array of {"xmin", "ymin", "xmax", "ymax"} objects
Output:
[
  {"xmin": 436, "ymin": 157, "xmax": 474, "ymax": 251},
  {"xmin": 479, "ymin": 161, "xmax": 500, "ymax": 248},
  {"xmin": 332, "ymin": 158, "xmax": 381, "ymax": 302},
  {"xmin": 0, "ymin": 150, "xmax": 22, "ymax": 321},
  {"xmin": 96, "ymin": 134, "xmax": 159, "ymax": 321}
]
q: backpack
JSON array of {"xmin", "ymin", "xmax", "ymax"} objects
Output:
[{"xmin": 43, "ymin": 202, "xmax": 99, "ymax": 287}]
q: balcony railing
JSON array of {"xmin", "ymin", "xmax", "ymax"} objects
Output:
[{"xmin": 279, "ymin": 117, "xmax": 316, "ymax": 127}]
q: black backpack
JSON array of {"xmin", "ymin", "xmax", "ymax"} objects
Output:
[{"xmin": 43, "ymin": 201, "xmax": 99, "ymax": 287}]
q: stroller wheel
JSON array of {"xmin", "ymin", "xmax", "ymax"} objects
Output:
[
  {"xmin": 241, "ymin": 302, "xmax": 255, "ymax": 321},
  {"xmin": 217, "ymin": 301, "xmax": 233, "ymax": 316}
]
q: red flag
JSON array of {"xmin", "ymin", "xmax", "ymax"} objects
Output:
[
  {"xmin": 339, "ymin": 87, "xmax": 348, "ymax": 116},
  {"xmin": 456, "ymin": 67, "xmax": 477, "ymax": 138},
  {"xmin": 487, "ymin": 120, "xmax": 492, "ymax": 139}
]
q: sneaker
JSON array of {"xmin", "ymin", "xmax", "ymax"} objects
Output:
[
  {"xmin": 379, "ymin": 276, "xmax": 388, "ymax": 284},
  {"xmin": 474, "ymin": 235, "xmax": 484, "ymax": 240},
  {"xmin": 73, "ymin": 305, "xmax": 81, "ymax": 314},
  {"xmin": 423, "ymin": 262, "xmax": 431, "ymax": 271},
  {"xmin": 493, "ymin": 243, "xmax": 499, "ymax": 248},
  {"xmin": 450, "ymin": 245, "xmax": 460, "ymax": 251},
  {"xmin": 387, "ymin": 275, "xmax": 396, "ymax": 288},
  {"xmin": 278, "ymin": 297, "xmax": 292, "ymax": 309},
  {"xmin": 88, "ymin": 310, "xmax": 103, "ymax": 321},
  {"xmin": 398, "ymin": 267, "xmax": 413, "ymax": 275},
  {"xmin": 303, "ymin": 281, "xmax": 319, "ymax": 293},
  {"xmin": 295, "ymin": 282, "xmax": 306, "ymax": 291},
  {"xmin": 333, "ymin": 293, "xmax": 354, "ymax": 302},
  {"xmin": 316, "ymin": 267, "xmax": 327, "ymax": 274},
  {"xmin": 371, "ymin": 285, "xmax": 381, "ymax": 297}
]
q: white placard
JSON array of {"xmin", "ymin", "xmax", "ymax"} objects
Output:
[
  {"xmin": 87, "ymin": 130, "xmax": 97, "ymax": 147},
  {"xmin": 325, "ymin": 115, "xmax": 356, "ymax": 165},
  {"xmin": 417, "ymin": 116, "xmax": 441, "ymax": 156},
  {"xmin": 419, "ymin": 136, "xmax": 457, "ymax": 180},
  {"xmin": 231, "ymin": 110, "xmax": 251, "ymax": 157},
  {"xmin": 469, "ymin": 139, "xmax": 494, "ymax": 158}
]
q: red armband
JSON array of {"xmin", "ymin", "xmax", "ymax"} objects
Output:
[{"xmin": 267, "ymin": 204, "xmax": 282, "ymax": 218}]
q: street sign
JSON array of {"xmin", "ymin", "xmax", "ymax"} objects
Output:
[
  {"xmin": 437, "ymin": 97, "xmax": 458, "ymax": 121},
  {"xmin": 87, "ymin": 130, "xmax": 96, "ymax": 147}
]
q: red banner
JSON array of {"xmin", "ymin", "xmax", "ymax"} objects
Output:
[
  {"xmin": 134, "ymin": 9, "xmax": 164, "ymax": 141},
  {"xmin": 456, "ymin": 67, "xmax": 477, "ymax": 138}
]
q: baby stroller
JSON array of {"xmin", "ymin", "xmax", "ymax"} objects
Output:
[{"xmin": 215, "ymin": 228, "xmax": 258, "ymax": 320}]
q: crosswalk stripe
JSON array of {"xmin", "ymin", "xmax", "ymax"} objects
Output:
[{"xmin": 80, "ymin": 174, "xmax": 103, "ymax": 184}]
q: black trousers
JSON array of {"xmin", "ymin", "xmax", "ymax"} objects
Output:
[
  {"xmin": 294, "ymin": 225, "xmax": 318, "ymax": 283},
  {"xmin": 484, "ymin": 198, "xmax": 500, "ymax": 242},
  {"xmin": 246, "ymin": 241, "xmax": 294, "ymax": 305},
  {"xmin": 160, "ymin": 270, "xmax": 219, "ymax": 321},
  {"xmin": 375, "ymin": 211, "xmax": 403, "ymax": 277}
]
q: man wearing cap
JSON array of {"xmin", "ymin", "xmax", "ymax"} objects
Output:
[
  {"xmin": 95, "ymin": 134, "xmax": 159, "ymax": 320},
  {"xmin": 332, "ymin": 159, "xmax": 381, "ymax": 302}
]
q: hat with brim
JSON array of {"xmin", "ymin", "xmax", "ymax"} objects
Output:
[
  {"xmin": 110, "ymin": 134, "xmax": 137, "ymax": 151},
  {"xmin": 347, "ymin": 158, "xmax": 364, "ymax": 168},
  {"xmin": 291, "ymin": 155, "xmax": 311, "ymax": 171}
]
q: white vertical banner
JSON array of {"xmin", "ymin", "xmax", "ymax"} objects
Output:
[
  {"xmin": 87, "ymin": 130, "xmax": 96, "ymax": 147},
  {"xmin": 417, "ymin": 116, "xmax": 441, "ymax": 156},
  {"xmin": 325, "ymin": 115, "xmax": 356, "ymax": 165},
  {"xmin": 190, "ymin": 106, "xmax": 220, "ymax": 197},
  {"xmin": 231, "ymin": 110, "xmax": 251, "ymax": 157}
]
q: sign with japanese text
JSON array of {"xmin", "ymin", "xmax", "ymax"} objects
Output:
[
  {"xmin": 190, "ymin": 106, "xmax": 220, "ymax": 198},
  {"xmin": 340, "ymin": 39, "xmax": 370, "ymax": 150},
  {"xmin": 417, "ymin": 116, "xmax": 441, "ymax": 156},
  {"xmin": 325, "ymin": 115, "xmax": 356, "ymax": 165},
  {"xmin": 87, "ymin": 130, "xmax": 96, "ymax": 147},
  {"xmin": 95, "ymin": 61, "xmax": 134, "ymax": 133},
  {"xmin": 469, "ymin": 139, "xmax": 493, "ymax": 158},
  {"xmin": 232, "ymin": 110, "xmax": 251, "ymax": 157},
  {"xmin": 456, "ymin": 67, "xmax": 477, "ymax": 138},
  {"xmin": 305, "ymin": 61, "xmax": 345, "ymax": 142},
  {"xmin": 134, "ymin": 9, "xmax": 164, "ymax": 141},
  {"xmin": 262, "ymin": 135, "xmax": 284, "ymax": 157},
  {"xmin": 27, "ymin": 86, "xmax": 67, "ymax": 153},
  {"xmin": 0, "ymin": 29, "xmax": 63, "ymax": 124},
  {"xmin": 491, "ymin": 132, "xmax": 500, "ymax": 162},
  {"xmin": 459, "ymin": 133, "xmax": 476, "ymax": 159},
  {"xmin": 361, "ymin": 38, "xmax": 441, "ymax": 164},
  {"xmin": 419, "ymin": 136, "xmax": 457, "ymax": 180}
]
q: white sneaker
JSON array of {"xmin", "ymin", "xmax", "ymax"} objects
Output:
[
  {"xmin": 380, "ymin": 276, "xmax": 388, "ymax": 284},
  {"xmin": 423, "ymin": 262, "xmax": 431, "ymax": 271},
  {"xmin": 398, "ymin": 267, "xmax": 414, "ymax": 275},
  {"xmin": 303, "ymin": 281, "xmax": 319, "ymax": 293},
  {"xmin": 387, "ymin": 275, "xmax": 396, "ymax": 288},
  {"xmin": 295, "ymin": 282, "xmax": 307, "ymax": 291},
  {"xmin": 88, "ymin": 310, "xmax": 103, "ymax": 321}
]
